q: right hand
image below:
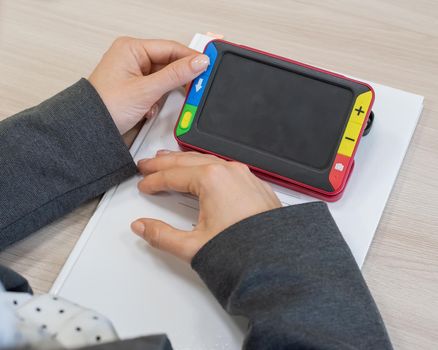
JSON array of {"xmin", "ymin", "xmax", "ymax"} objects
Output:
[
  {"xmin": 89, "ymin": 37, "xmax": 209, "ymax": 135},
  {"xmin": 131, "ymin": 151, "xmax": 282, "ymax": 262}
]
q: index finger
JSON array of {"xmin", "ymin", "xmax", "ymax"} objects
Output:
[
  {"xmin": 137, "ymin": 166, "xmax": 202, "ymax": 196},
  {"xmin": 137, "ymin": 151, "xmax": 223, "ymax": 174}
]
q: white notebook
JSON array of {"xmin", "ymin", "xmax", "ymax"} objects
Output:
[{"xmin": 51, "ymin": 34, "xmax": 424, "ymax": 350}]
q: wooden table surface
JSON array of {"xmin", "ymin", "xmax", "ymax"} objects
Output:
[{"xmin": 0, "ymin": 0, "xmax": 437, "ymax": 348}]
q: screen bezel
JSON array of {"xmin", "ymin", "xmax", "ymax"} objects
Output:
[{"xmin": 176, "ymin": 40, "xmax": 372, "ymax": 194}]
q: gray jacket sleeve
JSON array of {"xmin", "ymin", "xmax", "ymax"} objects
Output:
[
  {"xmin": 192, "ymin": 202, "xmax": 393, "ymax": 350},
  {"xmin": 0, "ymin": 79, "xmax": 137, "ymax": 251},
  {"xmin": 1, "ymin": 80, "xmax": 391, "ymax": 350}
]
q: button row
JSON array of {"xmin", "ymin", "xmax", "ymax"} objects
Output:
[
  {"xmin": 176, "ymin": 41, "xmax": 218, "ymax": 137},
  {"xmin": 338, "ymin": 91, "xmax": 373, "ymax": 158},
  {"xmin": 329, "ymin": 90, "xmax": 373, "ymax": 191}
]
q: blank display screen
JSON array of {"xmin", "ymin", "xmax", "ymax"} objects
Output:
[{"xmin": 197, "ymin": 53, "xmax": 353, "ymax": 169}]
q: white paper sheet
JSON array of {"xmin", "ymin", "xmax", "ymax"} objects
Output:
[{"xmin": 51, "ymin": 34, "xmax": 424, "ymax": 350}]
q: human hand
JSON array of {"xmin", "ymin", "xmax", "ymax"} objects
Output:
[
  {"xmin": 131, "ymin": 151, "xmax": 282, "ymax": 262},
  {"xmin": 89, "ymin": 37, "xmax": 209, "ymax": 134}
]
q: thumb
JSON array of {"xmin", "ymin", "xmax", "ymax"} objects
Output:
[
  {"xmin": 142, "ymin": 54, "xmax": 210, "ymax": 100},
  {"xmin": 131, "ymin": 218, "xmax": 193, "ymax": 262}
]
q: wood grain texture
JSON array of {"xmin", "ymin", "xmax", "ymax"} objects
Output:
[{"xmin": 0, "ymin": 0, "xmax": 437, "ymax": 348}]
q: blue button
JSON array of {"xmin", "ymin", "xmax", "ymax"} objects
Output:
[{"xmin": 186, "ymin": 42, "xmax": 218, "ymax": 106}]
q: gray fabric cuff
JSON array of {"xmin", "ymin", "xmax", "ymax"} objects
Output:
[
  {"xmin": 0, "ymin": 79, "xmax": 137, "ymax": 249},
  {"xmin": 191, "ymin": 202, "xmax": 354, "ymax": 307}
]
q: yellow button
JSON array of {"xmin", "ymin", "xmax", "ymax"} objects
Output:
[
  {"xmin": 344, "ymin": 120, "xmax": 362, "ymax": 140},
  {"xmin": 350, "ymin": 91, "xmax": 373, "ymax": 125},
  {"xmin": 180, "ymin": 111, "xmax": 192, "ymax": 129},
  {"xmin": 337, "ymin": 90, "xmax": 373, "ymax": 157},
  {"xmin": 338, "ymin": 121, "xmax": 362, "ymax": 157}
]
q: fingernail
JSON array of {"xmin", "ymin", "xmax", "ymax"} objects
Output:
[
  {"xmin": 137, "ymin": 158, "xmax": 150, "ymax": 165},
  {"xmin": 156, "ymin": 149, "xmax": 172, "ymax": 156},
  {"xmin": 191, "ymin": 54, "xmax": 210, "ymax": 72},
  {"xmin": 131, "ymin": 221, "xmax": 145, "ymax": 236}
]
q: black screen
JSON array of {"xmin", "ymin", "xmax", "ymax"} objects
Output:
[{"xmin": 197, "ymin": 53, "xmax": 353, "ymax": 169}]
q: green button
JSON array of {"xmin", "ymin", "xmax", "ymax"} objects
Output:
[{"xmin": 176, "ymin": 104, "xmax": 197, "ymax": 136}]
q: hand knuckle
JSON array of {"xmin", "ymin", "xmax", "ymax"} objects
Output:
[
  {"xmin": 113, "ymin": 36, "xmax": 132, "ymax": 47},
  {"xmin": 229, "ymin": 161, "xmax": 249, "ymax": 172},
  {"xmin": 166, "ymin": 65, "xmax": 184, "ymax": 84},
  {"xmin": 208, "ymin": 154, "xmax": 219, "ymax": 159},
  {"xmin": 137, "ymin": 180, "xmax": 146, "ymax": 191},
  {"xmin": 148, "ymin": 226, "xmax": 161, "ymax": 248},
  {"xmin": 137, "ymin": 178, "xmax": 151, "ymax": 192},
  {"xmin": 173, "ymin": 156, "xmax": 185, "ymax": 166},
  {"xmin": 201, "ymin": 164, "xmax": 226, "ymax": 183},
  {"xmin": 187, "ymin": 151, "xmax": 200, "ymax": 156},
  {"xmin": 204, "ymin": 153, "xmax": 220, "ymax": 161}
]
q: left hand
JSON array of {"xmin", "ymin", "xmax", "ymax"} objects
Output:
[
  {"xmin": 89, "ymin": 37, "xmax": 209, "ymax": 134},
  {"xmin": 132, "ymin": 151, "xmax": 281, "ymax": 262}
]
